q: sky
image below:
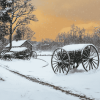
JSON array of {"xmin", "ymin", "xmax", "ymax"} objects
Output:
[{"xmin": 30, "ymin": 0, "xmax": 100, "ymax": 41}]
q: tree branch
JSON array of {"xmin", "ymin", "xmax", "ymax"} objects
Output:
[
  {"xmin": 12, "ymin": 16, "xmax": 19, "ymax": 24},
  {"xmin": 12, "ymin": 23, "xmax": 27, "ymax": 34}
]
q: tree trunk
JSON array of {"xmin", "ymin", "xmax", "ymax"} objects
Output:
[
  {"xmin": 9, "ymin": 0, "xmax": 14, "ymax": 50},
  {"xmin": 9, "ymin": 21, "xmax": 12, "ymax": 49}
]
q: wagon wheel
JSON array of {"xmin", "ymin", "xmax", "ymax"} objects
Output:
[
  {"xmin": 26, "ymin": 54, "xmax": 31, "ymax": 60},
  {"xmin": 13, "ymin": 54, "xmax": 16, "ymax": 59},
  {"xmin": 32, "ymin": 51, "xmax": 37, "ymax": 59},
  {"xmin": 23, "ymin": 56, "xmax": 27, "ymax": 60},
  {"xmin": 51, "ymin": 48, "xmax": 70, "ymax": 75},
  {"xmin": 5, "ymin": 56, "xmax": 12, "ymax": 61},
  {"xmin": 8, "ymin": 57, "xmax": 12, "ymax": 61},
  {"xmin": 82, "ymin": 45, "xmax": 99, "ymax": 71},
  {"xmin": 27, "ymin": 56, "xmax": 31, "ymax": 60}
]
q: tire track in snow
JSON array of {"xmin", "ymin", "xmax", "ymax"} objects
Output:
[
  {"xmin": 37, "ymin": 58, "xmax": 49, "ymax": 67},
  {"xmin": 2, "ymin": 66, "xmax": 94, "ymax": 100}
]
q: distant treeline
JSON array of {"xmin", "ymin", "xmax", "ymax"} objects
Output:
[
  {"xmin": 1, "ymin": 24, "xmax": 100, "ymax": 52},
  {"xmin": 36, "ymin": 24, "xmax": 100, "ymax": 51}
]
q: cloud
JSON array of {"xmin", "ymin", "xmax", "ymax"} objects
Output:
[
  {"xmin": 29, "ymin": 0, "xmax": 100, "ymax": 41},
  {"xmin": 33, "ymin": 0, "xmax": 100, "ymax": 21}
]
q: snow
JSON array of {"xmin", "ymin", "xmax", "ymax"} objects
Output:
[
  {"xmin": 62, "ymin": 44, "xmax": 94, "ymax": 51},
  {"xmin": 10, "ymin": 47, "xmax": 28, "ymax": 52},
  {"xmin": 6, "ymin": 0, "xmax": 12, "ymax": 3},
  {"xmin": 5, "ymin": 7, "xmax": 11, "ymax": 11},
  {"xmin": 0, "ymin": 54, "xmax": 100, "ymax": 99},
  {"xmin": 4, "ymin": 52, "xmax": 14, "ymax": 55},
  {"xmin": 0, "ymin": 58, "xmax": 79, "ymax": 100},
  {"xmin": 2, "ymin": 10, "xmax": 7, "ymax": 14},
  {"xmin": 6, "ymin": 40, "xmax": 26, "ymax": 47},
  {"xmin": 37, "ymin": 51, "xmax": 52, "ymax": 56}
]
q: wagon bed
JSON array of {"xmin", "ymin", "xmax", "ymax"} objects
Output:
[{"xmin": 62, "ymin": 44, "xmax": 94, "ymax": 51}]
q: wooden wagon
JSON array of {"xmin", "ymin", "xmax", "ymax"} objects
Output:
[
  {"xmin": 10, "ymin": 47, "xmax": 37, "ymax": 59},
  {"xmin": 0, "ymin": 47, "xmax": 37, "ymax": 60},
  {"xmin": 51, "ymin": 44, "xmax": 99, "ymax": 75}
]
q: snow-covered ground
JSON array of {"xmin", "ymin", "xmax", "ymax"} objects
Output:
[
  {"xmin": 0, "ymin": 66, "xmax": 79, "ymax": 100},
  {"xmin": 37, "ymin": 51, "xmax": 52, "ymax": 56},
  {"xmin": 0, "ymin": 51, "xmax": 100, "ymax": 99}
]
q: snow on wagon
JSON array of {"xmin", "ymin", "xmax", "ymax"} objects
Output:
[{"xmin": 51, "ymin": 44, "xmax": 99, "ymax": 75}]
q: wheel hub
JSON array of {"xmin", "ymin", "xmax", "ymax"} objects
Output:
[
  {"xmin": 57, "ymin": 60, "xmax": 69, "ymax": 67},
  {"xmin": 57, "ymin": 60, "xmax": 63, "ymax": 66},
  {"xmin": 89, "ymin": 58, "xmax": 93, "ymax": 63}
]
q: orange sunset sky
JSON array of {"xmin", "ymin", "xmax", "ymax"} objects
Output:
[{"xmin": 29, "ymin": 0, "xmax": 100, "ymax": 41}]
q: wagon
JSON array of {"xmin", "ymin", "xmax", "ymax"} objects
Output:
[
  {"xmin": 1, "ymin": 51, "xmax": 14, "ymax": 60},
  {"xmin": 1, "ymin": 47, "xmax": 37, "ymax": 60},
  {"xmin": 51, "ymin": 44, "xmax": 99, "ymax": 75},
  {"xmin": 10, "ymin": 47, "xmax": 37, "ymax": 59}
]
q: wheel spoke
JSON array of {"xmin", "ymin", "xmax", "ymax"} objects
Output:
[
  {"xmin": 92, "ymin": 55, "xmax": 98, "ymax": 58},
  {"xmin": 92, "ymin": 62, "xmax": 95, "ymax": 69},
  {"xmin": 62, "ymin": 63, "xmax": 66, "ymax": 68},
  {"xmin": 60, "ymin": 49, "xmax": 64, "ymax": 60},
  {"xmin": 82, "ymin": 53, "xmax": 88, "ymax": 58},
  {"xmin": 92, "ymin": 61, "xmax": 97, "ymax": 69},
  {"xmin": 83, "ymin": 60, "xmax": 88, "ymax": 65},
  {"xmin": 61, "ymin": 49, "xmax": 63, "ymax": 58},
  {"xmin": 63, "ymin": 64, "xmax": 69, "ymax": 72},
  {"xmin": 92, "ymin": 60, "xmax": 98, "ymax": 65},
  {"xmin": 55, "ymin": 50, "xmax": 61, "ymax": 60},
  {"xmin": 61, "ymin": 67, "xmax": 64, "ymax": 73},
  {"xmin": 54, "ymin": 54, "xmax": 58, "ymax": 60},
  {"xmin": 90, "ymin": 62, "xmax": 93, "ymax": 69},
  {"xmin": 52, "ymin": 60, "xmax": 58, "ymax": 63},
  {"xmin": 86, "ymin": 62, "xmax": 89, "ymax": 69},
  {"xmin": 93, "ymin": 59, "xmax": 98, "ymax": 61},
  {"xmin": 90, "ymin": 51, "xmax": 95, "ymax": 56},
  {"xmin": 64, "ymin": 67, "xmax": 68, "ymax": 72},
  {"xmin": 54, "ymin": 52, "xmax": 59, "ymax": 60},
  {"xmin": 89, "ymin": 62, "xmax": 93, "ymax": 70},
  {"xmin": 82, "ymin": 59, "xmax": 87, "ymax": 61},
  {"xmin": 90, "ymin": 46, "xmax": 94, "ymax": 56},
  {"xmin": 59, "ymin": 66, "xmax": 61, "ymax": 73},
  {"xmin": 54, "ymin": 51, "xmax": 60, "ymax": 59},
  {"xmin": 89, "ymin": 62, "xmax": 91, "ymax": 70},
  {"xmin": 62, "ymin": 53, "xmax": 67, "ymax": 59},
  {"xmin": 53, "ymin": 55, "xmax": 59, "ymax": 60},
  {"xmin": 52, "ymin": 62, "xmax": 58, "ymax": 65},
  {"xmin": 84, "ymin": 46, "xmax": 91, "ymax": 57},
  {"xmin": 54, "ymin": 66, "xmax": 59, "ymax": 72},
  {"xmin": 53, "ymin": 64, "xmax": 58, "ymax": 69},
  {"xmin": 84, "ymin": 50, "xmax": 89, "ymax": 57},
  {"xmin": 60, "ymin": 64, "xmax": 65, "ymax": 73},
  {"xmin": 91, "ymin": 62, "xmax": 95, "ymax": 69}
]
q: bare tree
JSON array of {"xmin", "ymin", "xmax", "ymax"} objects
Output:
[
  {"xmin": 0, "ymin": 0, "xmax": 38, "ymax": 49},
  {"xmin": 13, "ymin": 26, "xmax": 35, "ymax": 41}
]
